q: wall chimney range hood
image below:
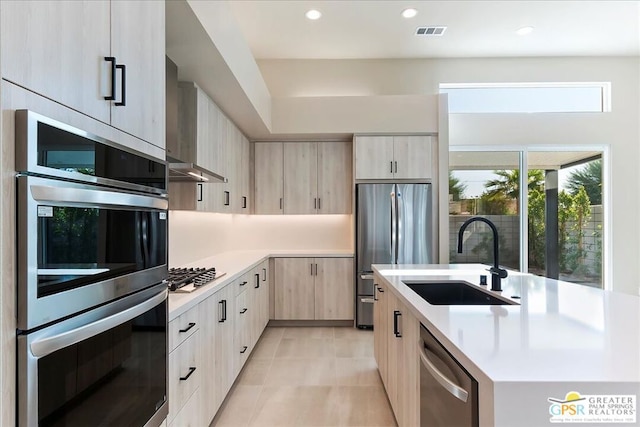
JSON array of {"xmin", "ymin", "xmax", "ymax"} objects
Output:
[{"xmin": 168, "ymin": 160, "xmax": 227, "ymax": 183}]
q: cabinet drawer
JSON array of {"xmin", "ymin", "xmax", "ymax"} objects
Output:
[
  {"xmin": 236, "ymin": 273, "xmax": 251, "ymax": 296},
  {"xmin": 169, "ymin": 305, "xmax": 200, "ymax": 352},
  {"xmin": 168, "ymin": 330, "xmax": 200, "ymax": 423},
  {"xmin": 168, "ymin": 388, "xmax": 201, "ymax": 427}
]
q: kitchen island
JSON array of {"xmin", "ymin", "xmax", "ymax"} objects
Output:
[{"xmin": 373, "ymin": 264, "xmax": 640, "ymax": 427}]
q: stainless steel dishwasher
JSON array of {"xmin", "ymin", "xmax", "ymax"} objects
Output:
[{"xmin": 419, "ymin": 324, "xmax": 478, "ymax": 427}]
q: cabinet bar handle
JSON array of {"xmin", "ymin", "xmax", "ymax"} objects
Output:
[
  {"xmin": 390, "ymin": 161, "xmax": 393, "ymax": 173},
  {"xmin": 115, "ymin": 63, "xmax": 126, "ymax": 106},
  {"xmin": 279, "ymin": 197, "xmax": 283, "ymax": 210},
  {"xmin": 180, "ymin": 367, "xmax": 196, "ymax": 381},
  {"xmin": 104, "ymin": 57, "xmax": 116, "ymax": 101},
  {"xmin": 242, "ymin": 196, "xmax": 247, "ymax": 209},
  {"xmin": 255, "ymin": 273, "xmax": 260, "ymax": 288},
  {"xmin": 224, "ymin": 191, "xmax": 230, "ymax": 206},
  {"xmin": 262, "ymin": 268, "xmax": 267, "ymax": 281},
  {"xmin": 394, "ymin": 161, "xmax": 398, "ymax": 173},
  {"xmin": 314, "ymin": 198, "xmax": 317, "ymax": 209},
  {"xmin": 197, "ymin": 183, "xmax": 203, "ymax": 202},
  {"xmin": 222, "ymin": 299, "xmax": 227, "ymax": 321},
  {"xmin": 373, "ymin": 285, "xmax": 378, "ymax": 301},
  {"xmin": 310, "ymin": 263, "xmax": 313, "ymax": 276},
  {"xmin": 240, "ymin": 308, "xmax": 248, "ymax": 314},
  {"xmin": 318, "ymin": 198, "xmax": 321, "ymax": 210},
  {"xmin": 315, "ymin": 264, "xmax": 318, "ymax": 276},
  {"xmin": 377, "ymin": 286, "xmax": 384, "ymax": 293},
  {"xmin": 179, "ymin": 322, "xmax": 196, "ymax": 333},
  {"xmin": 240, "ymin": 281, "xmax": 247, "ymax": 287},
  {"xmin": 240, "ymin": 346, "xmax": 248, "ymax": 354},
  {"xmin": 218, "ymin": 301, "xmax": 224, "ymax": 322},
  {"xmin": 393, "ymin": 310, "xmax": 402, "ymax": 337}
]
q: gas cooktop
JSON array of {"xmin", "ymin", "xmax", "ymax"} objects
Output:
[{"xmin": 168, "ymin": 267, "xmax": 221, "ymax": 292}]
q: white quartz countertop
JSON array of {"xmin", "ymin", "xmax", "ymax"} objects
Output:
[
  {"xmin": 168, "ymin": 249, "xmax": 353, "ymax": 320},
  {"xmin": 374, "ymin": 264, "xmax": 640, "ymax": 385}
]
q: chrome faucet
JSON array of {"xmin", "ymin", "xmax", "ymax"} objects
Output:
[{"xmin": 457, "ymin": 217, "xmax": 508, "ymax": 292}]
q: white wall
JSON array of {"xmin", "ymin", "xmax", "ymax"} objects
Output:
[
  {"xmin": 168, "ymin": 211, "xmax": 353, "ymax": 266},
  {"xmin": 257, "ymin": 57, "xmax": 640, "ymax": 295}
]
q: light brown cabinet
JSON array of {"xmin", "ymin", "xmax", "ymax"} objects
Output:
[
  {"xmin": 373, "ymin": 273, "xmax": 420, "ymax": 427},
  {"xmin": 1, "ymin": 0, "xmax": 165, "ymax": 149},
  {"xmin": 354, "ymin": 135, "xmax": 432, "ymax": 180},
  {"xmin": 254, "ymin": 143, "xmax": 284, "ymax": 214},
  {"xmin": 274, "ymin": 257, "xmax": 354, "ymax": 320},
  {"xmin": 169, "ymin": 87, "xmax": 251, "ymax": 214},
  {"xmin": 175, "ymin": 261, "xmax": 269, "ymax": 426},
  {"xmin": 168, "ymin": 306, "xmax": 201, "ymax": 426},
  {"xmin": 254, "ymin": 141, "xmax": 352, "ymax": 215},
  {"xmin": 199, "ymin": 282, "xmax": 234, "ymax": 422}
]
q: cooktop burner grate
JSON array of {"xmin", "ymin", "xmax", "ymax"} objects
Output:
[{"xmin": 168, "ymin": 267, "xmax": 217, "ymax": 291}]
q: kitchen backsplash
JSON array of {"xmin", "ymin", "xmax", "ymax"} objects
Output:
[{"xmin": 168, "ymin": 211, "xmax": 353, "ymax": 266}]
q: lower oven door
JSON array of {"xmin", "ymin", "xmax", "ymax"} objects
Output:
[{"xmin": 18, "ymin": 284, "xmax": 168, "ymax": 427}]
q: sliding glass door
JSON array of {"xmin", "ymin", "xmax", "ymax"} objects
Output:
[{"xmin": 449, "ymin": 149, "xmax": 605, "ymax": 288}]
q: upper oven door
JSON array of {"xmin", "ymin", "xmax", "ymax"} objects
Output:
[
  {"xmin": 15, "ymin": 110, "xmax": 167, "ymax": 195},
  {"xmin": 17, "ymin": 175, "xmax": 169, "ymax": 331}
]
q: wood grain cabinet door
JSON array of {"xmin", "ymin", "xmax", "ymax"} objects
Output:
[
  {"xmin": 392, "ymin": 136, "xmax": 433, "ymax": 180},
  {"xmin": 274, "ymin": 258, "xmax": 315, "ymax": 320},
  {"xmin": 354, "ymin": 136, "xmax": 394, "ymax": 179},
  {"xmin": 1, "ymin": 0, "xmax": 111, "ymax": 124},
  {"xmin": 314, "ymin": 258, "xmax": 354, "ymax": 320},
  {"xmin": 254, "ymin": 143, "xmax": 284, "ymax": 214},
  {"xmin": 110, "ymin": 0, "xmax": 165, "ymax": 148},
  {"xmin": 284, "ymin": 142, "xmax": 318, "ymax": 214},
  {"xmin": 317, "ymin": 142, "xmax": 353, "ymax": 214}
]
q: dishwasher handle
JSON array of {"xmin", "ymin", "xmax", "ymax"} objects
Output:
[{"xmin": 419, "ymin": 340, "xmax": 469, "ymax": 403}]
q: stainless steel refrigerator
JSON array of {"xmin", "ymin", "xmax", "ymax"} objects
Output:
[{"xmin": 356, "ymin": 183, "xmax": 434, "ymax": 328}]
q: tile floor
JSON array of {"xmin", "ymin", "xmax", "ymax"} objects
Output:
[{"xmin": 211, "ymin": 326, "xmax": 397, "ymax": 427}]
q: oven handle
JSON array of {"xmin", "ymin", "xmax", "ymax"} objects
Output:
[
  {"xmin": 29, "ymin": 182, "xmax": 168, "ymax": 210},
  {"xmin": 30, "ymin": 290, "xmax": 166, "ymax": 359}
]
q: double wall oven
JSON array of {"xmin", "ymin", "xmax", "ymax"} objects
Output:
[{"xmin": 15, "ymin": 110, "xmax": 169, "ymax": 427}]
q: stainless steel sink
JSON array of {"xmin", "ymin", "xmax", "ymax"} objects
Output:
[{"xmin": 404, "ymin": 280, "xmax": 519, "ymax": 305}]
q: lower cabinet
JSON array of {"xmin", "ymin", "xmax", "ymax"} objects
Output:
[
  {"xmin": 171, "ymin": 262, "xmax": 270, "ymax": 426},
  {"xmin": 373, "ymin": 273, "xmax": 420, "ymax": 427},
  {"xmin": 168, "ymin": 305, "xmax": 201, "ymax": 426},
  {"xmin": 273, "ymin": 257, "xmax": 354, "ymax": 320}
]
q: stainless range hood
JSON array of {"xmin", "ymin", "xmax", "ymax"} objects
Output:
[
  {"xmin": 166, "ymin": 58, "xmax": 226, "ymax": 184},
  {"xmin": 168, "ymin": 160, "xmax": 227, "ymax": 183}
]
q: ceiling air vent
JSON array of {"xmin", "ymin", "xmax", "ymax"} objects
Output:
[{"xmin": 416, "ymin": 26, "xmax": 447, "ymax": 36}]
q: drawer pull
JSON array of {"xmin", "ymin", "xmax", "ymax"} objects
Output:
[
  {"xmin": 179, "ymin": 367, "xmax": 196, "ymax": 381},
  {"xmin": 179, "ymin": 322, "xmax": 196, "ymax": 333},
  {"xmin": 240, "ymin": 308, "xmax": 248, "ymax": 314},
  {"xmin": 240, "ymin": 281, "xmax": 247, "ymax": 287},
  {"xmin": 240, "ymin": 346, "xmax": 248, "ymax": 354},
  {"xmin": 255, "ymin": 273, "xmax": 260, "ymax": 288}
]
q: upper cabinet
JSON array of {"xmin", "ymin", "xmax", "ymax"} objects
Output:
[
  {"xmin": 254, "ymin": 141, "xmax": 352, "ymax": 215},
  {"xmin": 170, "ymin": 83, "xmax": 251, "ymax": 214},
  {"xmin": 1, "ymin": 0, "xmax": 165, "ymax": 150},
  {"xmin": 254, "ymin": 143, "xmax": 284, "ymax": 214},
  {"xmin": 354, "ymin": 135, "xmax": 433, "ymax": 180}
]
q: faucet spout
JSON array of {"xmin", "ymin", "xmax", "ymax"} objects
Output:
[{"xmin": 457, "ymin": 216, "xmax": 508, "ymax": 291}]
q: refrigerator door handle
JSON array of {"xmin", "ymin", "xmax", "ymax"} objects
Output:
[{"xmin": 390, "ymin": 190, "xmax": 397, "ymax": 264}]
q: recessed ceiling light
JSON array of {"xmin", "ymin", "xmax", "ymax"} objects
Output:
[
  {"xmin": 305, "ymin": 9, "xmax": 322, "ymax": 20},
  {"xmin": 402, "ymin": 8, "xmax": 418, "ymax": 19},
  {"xmin": 516, "ymin": 26, "xmax": 534, "ymax": 36}
]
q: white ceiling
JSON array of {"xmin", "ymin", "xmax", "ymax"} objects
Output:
[{"xmin": 229, "ymin": 1, "xmax": 640, "ymax": 59}]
